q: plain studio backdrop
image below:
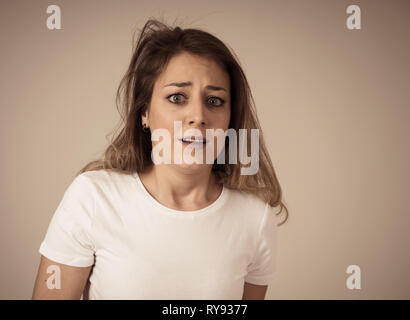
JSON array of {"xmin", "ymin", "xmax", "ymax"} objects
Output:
[{"xmin": 1, "ymin": 0, "xmax": 409, "ymax": 299}]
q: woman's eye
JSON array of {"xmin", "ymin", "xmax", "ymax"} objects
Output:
[
  {"xmin": 167, "ymin": 94, "xmax": 186, "ymax": 104},
  {"xmin": 208, "ymin": 96, "xmax": 224, "ymax": 107}
]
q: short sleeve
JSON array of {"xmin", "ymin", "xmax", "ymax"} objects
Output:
[
  {"xmin": 244, "ymin": 203, "xmax": 278, "ymax": 285},
  {"xmin": 39, "ymin": 174, "xmax": 96, "ymax": 267}
]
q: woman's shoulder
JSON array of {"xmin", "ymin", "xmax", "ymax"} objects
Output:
[
  {"xmin": 223, "ymin": 186, "xmax": 281, "ymax": 234},
  {"xmin": 224, "ymin": 186, "xmax": 276, "ymax": 217},
  {"xmin": 77, "ymin": 169, "xmax": 133, "ymax": 184},
  {"xmin": 73, "ymin": 169, "xmax": 135, "ymax": 195}
]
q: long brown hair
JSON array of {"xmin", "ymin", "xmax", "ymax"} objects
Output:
[{"xmin": 77, "ymin": 18, "xmax": 289, "ymax": 226}]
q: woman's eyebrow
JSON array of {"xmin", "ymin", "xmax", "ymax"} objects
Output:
[{"xmin": 163, "ymin": 81, "xmax": 227, "ymax": 92}]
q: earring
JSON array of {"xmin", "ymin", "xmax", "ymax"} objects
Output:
[{"xmin": 142, "ymin": 123, "xmax": 150, "ymax": 133}]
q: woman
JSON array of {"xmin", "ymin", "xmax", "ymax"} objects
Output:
[{"xmin": 32, "ymin": 18, "xmax": 288, "ymax": 300}]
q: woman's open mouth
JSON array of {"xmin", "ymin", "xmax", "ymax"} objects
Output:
[{"xmin": 178, "ymin": 137, "xmax": 207, "ymax": 145}]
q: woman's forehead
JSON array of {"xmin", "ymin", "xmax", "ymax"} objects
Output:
[{"xmin": 156, "ymin": 52, "xmax": 230, "ymax": 90}]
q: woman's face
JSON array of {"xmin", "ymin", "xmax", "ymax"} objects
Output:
[{"xmin": 142, "ymin": 51, "xmax": 231, "ymax": 172}]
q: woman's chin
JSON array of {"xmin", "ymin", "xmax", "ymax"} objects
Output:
[{"xmin": 173, "ymin": 162, "xmax": 211, "ymax": 172}]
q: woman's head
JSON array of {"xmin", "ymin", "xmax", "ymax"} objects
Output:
[
  {"xmin": 78, "ymin": 18, "xmax": 288, "ymax": 225},
  {"xmin": 142, "ymin": 50, "xmax": 231, "ymax": 174}
]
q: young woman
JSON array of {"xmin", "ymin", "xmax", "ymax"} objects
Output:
[{"xmin": 32, "ymin": 19, "xmax": 288, "ymax": 300}]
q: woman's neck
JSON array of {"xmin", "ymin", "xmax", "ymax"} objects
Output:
[{"xmin": 139, "ymin": 164, "xmax": 223, "ymax": 211}]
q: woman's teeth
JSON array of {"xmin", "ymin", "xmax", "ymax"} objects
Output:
[{"xmin": 180, "ymin": 138, "xmax": 206, "ymax": 144}]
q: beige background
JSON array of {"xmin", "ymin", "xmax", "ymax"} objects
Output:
[{"xmin": 1, "ymin": 0, "xmax": 409, "ymax": 299}]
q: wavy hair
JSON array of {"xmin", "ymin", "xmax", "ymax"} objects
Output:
[{"xmin": 77, "ymin": 18, "xmax": 288, "ymax": 226}]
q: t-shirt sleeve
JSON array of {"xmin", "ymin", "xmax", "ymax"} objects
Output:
[
  {"xmin": 38, "ymin": 174, "xmax": 96, "ymax": 267},
  {"xmin": 244, "ymin": 203, "xmax": 278, "ymax": 285}
]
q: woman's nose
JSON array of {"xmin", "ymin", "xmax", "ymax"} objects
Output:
[{"xmin": 186, "ymin": 98, "xmax": 206, "ymax": 127}]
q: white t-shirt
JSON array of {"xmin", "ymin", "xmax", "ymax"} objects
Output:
[{"xmin": 39, "ymin": 169, "xmax": 279, "ymax": 299}]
